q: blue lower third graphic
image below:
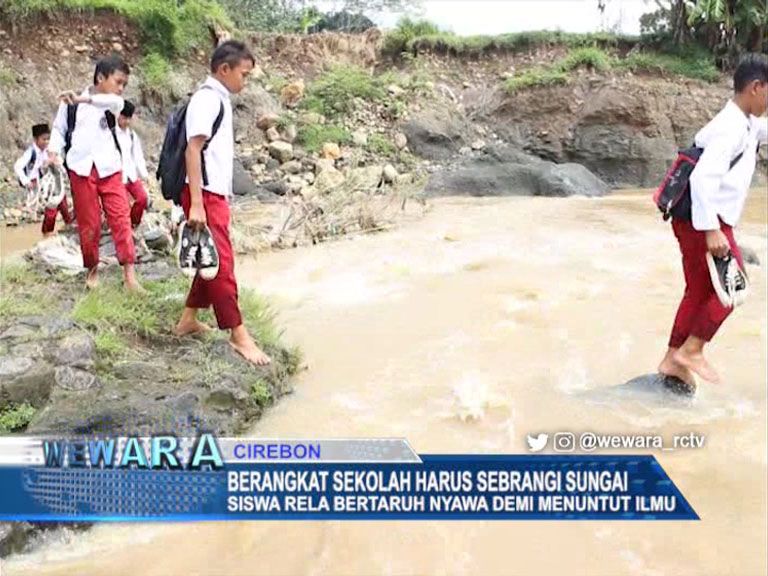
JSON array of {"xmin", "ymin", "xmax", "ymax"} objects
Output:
[{"xmin": 0, "ymin": 455, "xmax": 698, "ymax": 521}]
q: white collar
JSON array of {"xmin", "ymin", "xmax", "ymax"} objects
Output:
[
  {"xmin": 202, "ymin": 76, "xmax": 231, "ymax": 99},
  {"xmin": 725, "ymin": 99, "xmax": 751, "ymax": 131}
]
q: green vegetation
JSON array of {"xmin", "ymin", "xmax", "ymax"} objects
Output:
[
  {"xmin": 0, "ymin": 403, "xmax": 36, "ymax": 434},
  {"xmin": 367, "ymin": 133, "xmax": 396, "ymax": 157},
  {"xmin": 0, "ymin": 264, "xmax": 66, "ymax": 321},
  {"xmin": 297, "ymin": 124, "xmax": 351, "ymax": 153},
  {"xmin": 72, "ymin": 277, "xmax": 191, "ymax": 339},
  {"xmin": 219, "ymin": 0, "xmax": 412, "ymax": 33},
  {"xmin": 0, "ymin": 0, "xmax": 232, "ymax": 57},
  {"xmin": 250, "ymin": 378, "xmax": 272, "ymax": 407},
  {"xmin": 0, "ymin": 65, "xmax": 17, "ymax": 88},
  {"xmin": 641, "ymin": 0, "xmax": 765, "ymax": 65},
  {"xmin": 505, "ymin": 68, "xmax": 569, "ymax": 93},
  {"xmin": 138, "ymin": 52, "xmax": 174, "ymax": 96},
  {"xmin": 383, "ymin": 18, "xmax": 639, "ymax": 57},
  {"xmin": 302, "ymin": 66, "xmax": 389, "ymax": 118},
  {"xmin": 618, "ymin": 49, "xmax": 720, "ymax": 82},
  {"xmin": 382, "ymin": 17, "xmax": 442, "ymax": 56},
  {"xmin": 93, "ymin": 329, "xmax": 129, "ymax": 358},
  {"xmin": 504, "ymin": 44, "xmax": 719, "ymax": 93},
  {"xmin": 558, "ymin": 46, "xmax": 613, "ymax": 73}
]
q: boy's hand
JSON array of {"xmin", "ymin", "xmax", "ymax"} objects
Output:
[
  {"xmin": 47, "ymin": 152, "xmax": 61, "ymax": 166},
  {"xmin": 705, "ymin": 229, "xmax": 730, "ymax": 258},
  {"xmin": 188, "ymin": 201, "xmax": 207, "ymax": 230},
  {"xmin": 58, "ymin": 91, "xmax": 90, "ymax": 105},
  {"xmin": 58, "ymin": 90, "xmax": 78, "ymax": 104}
]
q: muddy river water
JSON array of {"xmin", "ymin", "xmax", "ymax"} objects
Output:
[{"xmin": 3, "ymin": 190, "xmax": 767, "ymax": 576}]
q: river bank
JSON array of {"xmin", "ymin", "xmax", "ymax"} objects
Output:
[{"xmin": 4, "ymin": 188, "xmax": 766, "ymax": 576}]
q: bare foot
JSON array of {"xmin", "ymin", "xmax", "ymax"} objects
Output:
[
  {"xmin": 85, "ymin": 267, "xmax": 99, "ymax": 290},
  {"xmin": 658, "ymin": 356, "xmax": 697, "ymax": 388},
  {"xmin": 42, "ymin": 231, "xmax": 57, "ymax": 238},
  {"xmin": 673, "ymin": 348, "xmax": 721, "ymax": 384},
  {"xmin": 124, "ymin": 279, "xmax": 147, "ymax": 295},
  {"xmin": 174, "ymin": 318, "xmax": 213, "ymax": 337},
  {"xmin": 230, "ymin": 328, "xmax": 271, "ymax": 366}
]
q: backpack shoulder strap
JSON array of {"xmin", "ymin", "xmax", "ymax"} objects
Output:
[
  {"xmin": 210, "ymin": 101, "xmax": 225, "ymax": 142},
  {"xmin": 104, "ymin": 111, "xmax": 122, "ymax": 156},
  {"xmin": 64, "ymin": 103, "xmax": 78, "ymax": 154}
]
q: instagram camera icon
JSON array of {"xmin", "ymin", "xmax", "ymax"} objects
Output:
[{"xmin": 553, "ymin": 432, "xmax": 576, "ymax": 452}]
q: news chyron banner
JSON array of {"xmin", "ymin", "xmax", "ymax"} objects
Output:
[{"xmin": 0, "ymin": 436, "xmax": 698, "ymax": 521}]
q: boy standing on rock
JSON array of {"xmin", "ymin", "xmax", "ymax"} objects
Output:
[
  {"xmin": 116, "ymin": 100, "xmax": 149, "ymax": 228},
  {"xmin": 659, "ymin": 53, "xmax": 767, "ymax": 386},
  {"xmin": 48, "ymin": 55, "xmax": 142, "ymax": 292},
  {"xmin": 173, "ymin": 40, "xmax": 270, "ymax": 366}
]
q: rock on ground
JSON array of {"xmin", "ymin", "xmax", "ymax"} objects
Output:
[
  {"xmin": 424, "ymin": 144, "xmax": 610, "ymax": 198},
  {"xmin": 401, "ymin": 108, "xmax": 471, "ymax": 161}
]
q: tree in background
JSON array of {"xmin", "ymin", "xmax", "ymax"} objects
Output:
[
  {"xmin": 220, "ymin": 0, "xmax": 420, "ymax": 33},
  {"xmin": 636, "ymin": 0, "xmax": 766, "ymax": 67}
]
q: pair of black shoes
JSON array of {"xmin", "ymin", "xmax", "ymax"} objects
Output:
[
  {"xmin": 706, "ymin": 252, "xmax": 748, "ymax": 309},
  {"xmin": 177, "ymin": 222, "xmax": 219, "ymax": 280}
]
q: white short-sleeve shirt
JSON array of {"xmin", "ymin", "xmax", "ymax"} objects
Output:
[{"xmin": 185, "ymin": 76, "xmax": 234, "ymax": 197}]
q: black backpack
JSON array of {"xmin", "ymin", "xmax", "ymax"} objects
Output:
[
  {"xmin": 24, "ymin": 147, "xmax": 37, "ymax": 175},
  {"xmin": 156, "ymin": 86, "xmax": 225, "ymax": 206},
  {"xmin": 63, "ymin": 105, "xmax": 122, "ymax": 164},
  {"xmin": 653, "ymin": 143, "xmax": 753, "ymax": 221}
]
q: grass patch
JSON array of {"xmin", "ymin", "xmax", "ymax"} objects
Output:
[
  {"xmin": 505, "ymin": 44, "xmax": 718, "ymax": 93},
  {"xmin": 384, "ymin": 21, "xmax": 639, "ymax": 58},
  {"xmin": 249, "ymin": 378, "xmax": 272, "ymax": 407},
  {"xmin": 367, "ymin": 133, "xmax": 396, "ymax": 157},
  {"xmin": 0, "ymin": 0, "xmax": 232, "ymax": 57},
  {"xmin": 238, "ymin": 290, "xmax": 282, "ymax": 351},
  {"xmin": 138, "ymin": 52, "xmax": 174, "ymax": 96},
  {"xmin": 505, "ymin": 67, "xmax": 569, "ymax": 93},
  {"xmin": 297, "ymin": 124, "xmax": 351, "ymax": 153},
  {"xmin": 93, "ymin": 329, "xmax": 129, "ymax": 358},
  {"xmin": 382, "ymin": 17, "xmax": 442, "ymax": 56},
  {"xmin": 618, "ymin": 50, "xmax": 719, "ymax": 82},
  {"xmin": 72, "ymin": 277, "xmax": 189, "ymax": 339},
  {"xmin": 0, "ymin": 263, "xmax": 63, "ymax": 321},
  {"xmin": 0, "ymin": 65, "xmax": 17, "ymax": 88},
  {"xmin": 0, "ymin": 403, "xmax": 36, "ymax": 433},
  {"xmin": 557, "ymin": 47, "xmax": 613, "ymax": 73},
  {"xmin": 302, "ymin": 66, "xmax": 389, "ymax": 118}
]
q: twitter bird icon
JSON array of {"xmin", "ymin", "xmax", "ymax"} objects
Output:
[{"xmin": 527, "ymin": 433, "xmax": 549, "ymax": 453}]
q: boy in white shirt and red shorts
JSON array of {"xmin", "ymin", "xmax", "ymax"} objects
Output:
[
  {"xmin": 659, "ymin": 53, "xmax": 768, "ymax": 386},
  {"xmin": 173, "ymin": 41, "xmax": 270, "ymax": 367},
  {"xmin": 48, "ymin": 55, "xmax": 142, "ymax": 292}
]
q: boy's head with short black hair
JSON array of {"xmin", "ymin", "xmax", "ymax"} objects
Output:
[
  {"xmin": 734, "ymin": 53, "xmax": 768, "ymax": 117},
  {"xmin": 118, "ymin": 100, "xmax": 136, "ymax": 130},
  {"xmin": 32, "ymin": 123, "xmax": 50, "ymax": 149},
  {"xmin": 93, "ymin": 54, "xmax": 130, "ymax": 96},
  {"xmin": 210, "ymin": 40, "xmax": 255, "ymax": 95}
]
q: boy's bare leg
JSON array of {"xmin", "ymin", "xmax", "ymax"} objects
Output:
[
  {"xmin": 85, "ymin": 266, "xmax": 99, "ymax": 290},
  {"xmin": 673, "ymin": 336, "xmax": 721, "ymax": 384},
  {"xmin": 230, "ymin": 324, "xmax": 271, "ymax": 366},
  {"xmin": 174, "ymin": 307, "xmax": 213, "ymax": 336},
  {"xmin": 658, "ymin": 347, "xmax": 696, "ymax": 387},
  {"xmin": 123, "ymin": 263, "xmax": 146, "ymax": 294}
]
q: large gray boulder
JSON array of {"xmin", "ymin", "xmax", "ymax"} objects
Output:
[
  {"xmin": 233, "ymin": 158, "xmax": 257, "ymax": 196},
  {"xmin": 401, "ymin": 108, "xmax": 471, "ymax": 161},
  {"xmin": 0, "ymin": 355, "xmax": 55, "ymax": 408},
  {"xmin": 424, "ymin": 144, "xmax": 610, "ymax": 198}
]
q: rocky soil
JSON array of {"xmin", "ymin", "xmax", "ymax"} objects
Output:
[{"xmin": 7, "ymin": 14, "xmax": 758, "ymax": 233}]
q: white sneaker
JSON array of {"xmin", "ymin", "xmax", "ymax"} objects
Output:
[
  {"xmin": 176, "ymin": 222, "xmax": 200, "ymax": 278},
  {"xmin": 197, "ymin": 226, "xmax": 220, "ymax": 281}
]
